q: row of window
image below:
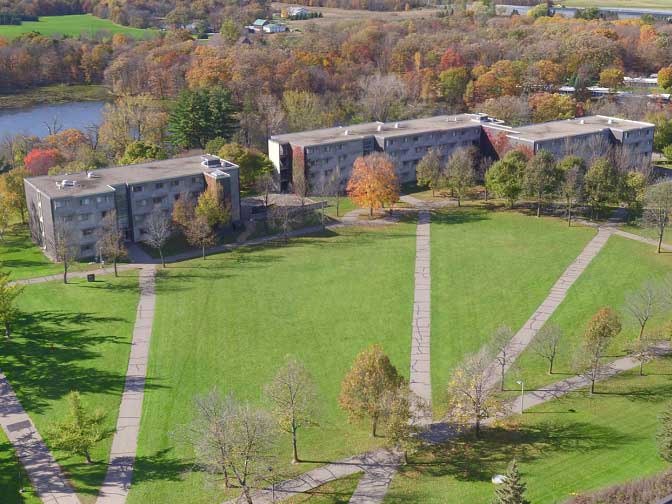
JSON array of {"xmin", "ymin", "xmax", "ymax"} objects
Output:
[
  {"xmin": 131, "ymin": 177, "xmax": 200, "ymax": 193},
  {"xmin": 54, "ymin": 194, "xmax": 113, "ymax": 209}
]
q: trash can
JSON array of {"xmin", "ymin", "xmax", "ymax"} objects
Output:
[{"xmin": 87, "ymin": 274, "xmax": 95, "ymax": 282}]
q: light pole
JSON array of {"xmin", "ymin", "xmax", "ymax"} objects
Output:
[
  {"xmin": 267, "ymin": 466, "xmax": 275, "ymax": 502},
  {"xmin": 516, "ymin": 380, "xmax": 524, "ymax": 414}
]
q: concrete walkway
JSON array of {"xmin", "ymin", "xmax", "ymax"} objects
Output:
[
  {"xmin": 0, "ymin": 373, "xmax": 81, "ymax": 504},
  {"xmin": 96, "ymin": 266, "xmax": 157, "ymax": 504},
  {"xmin": 348, "ymin": 450, "xmax": 401, "ymax": 504},
  {"xmin": 484, "ymin": 227, "xmax": 614, "ymax": 390},
  {"xmin": 13, "ymin": 264, "xmax": 140, "ymax": 286},
  {"xmin": 409, "ymin": 211, "xmax": 432, "ymax": 424},
  {"xmin": 399, "ymin": 194, "xmax": 456, "ymax": 209},
  {"xmin": 615, "ymin": 229, "xmax": 672, "ymax": 253}
]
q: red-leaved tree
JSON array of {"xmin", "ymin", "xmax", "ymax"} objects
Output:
[{"xmin": 24, "ymin": 148, "xmax": 63, "ymax": 176}]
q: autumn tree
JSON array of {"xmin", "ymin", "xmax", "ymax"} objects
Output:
[
  {"xmin": 119, "ymin": 141, "xmax": 166, "ymax": 165},
  {"xmin": 485, "ymin": 150, "xmax": 526, "ymax": 207},
  {"xmin": 338, "ymin": 345, "xmax": 404, "ymax": 437},
  {"xmin": 624, "ymin": 282, "xmax": 660, "ymax": 340},
  {"xmin": 0, "ymin": 195, "xmax": 10, "ymax": 241},
  {"xmin": 437, "ymin": 67, "xmax": 470, "ymax": 107},
  {"xmin": 559, "ymin": 156, "xmax": 586, "ymax": 226},
  {"xmin": 444, "ymin": 148, "xmax": 475, "ymax": 207},
  {"xmin": 359, "ymin": 73, "xmax": 407, "ymax": 122},
  {"xmin": 48, "ymin": 391, "xmax": 106, "ymax": 464},
  {"xmin": 282, "ymin": 90, "xmax": 325, "ymax": 132},
  {"xmin": 218, "ymin": 143, "xmax": 274, "ymax": 189},
  {"xmin": 0, "ymin": 269, "xmax": 23, "ymax": 338},
  {"xmin": 23, "ymin": 148, "xmax": 62, "ymax": 176},
  {"xmin": 627, "ymin": 337, "xmax": 655, "ymax": 377},
  {"xmin": 196, "ymin": 184, "xmax": 230, "ymax": 228},
  {"xmin": 643, "ymin": 182, "xmax": 672, "ymax": 253},
  {"xmin": 532, "ymin": 324, "xmax": 562, "ymax": 375},
  {"xmin": 416, "ymin": 149, "xmax": 443, "ymax": 196},
  {"xmin": 347, "ymin": 153, "xmax": 400, "ymax": 217},
  {"xmin": 528, "ymin": 93, "xmax": 576, "ymax": 123},
  {"xmin": 383, "ymin": 386, "xmax": 425, "ymax": 465},
  {"xmin": 584, "ymin": 158, "xmax": 620, "ymax": 219},
  {"xmin": 493, "ymin": 459, "xmax": 530, "ymax": 504},
  {"xmin": 168, "ymin": 88, "xmax": 237, "ymax": 149},
  {"xmin": 576, "ymin": 307, "xmax": 622, "ymax": 394},
  {"xmin": 54, "ymin": 221, "xmax": 80, "ymax": 284},
  {"xmin": 171, "ymin": 194, "xmax": 195, "ymax": 231},
  {"xmin": 659, "ymin": 67, "xmax": 672, "ymax": 91},
  {"xmin": 524, "ymin": 150, "xmax": 563, "ymax": 217},
  {"xmin": 96, "ymin": 210, "xmax": 127, "ymax": 277},
  {"xmin": 446, "ymin": 348, "xmax": 503, "ymax": 438},
  {"xmin": 186, "ymin": 216, "xmax": 216, "ymax": 260},
  {"xmin": 144, "ymin": 209, "xmax": 172, "ymax": 268},
  {"xmin": 264, "ymin": 357, "xmax": 318, "ymax": 464},
  {"xmin": 599, "ymin": 68, "xmax": 624, "ymax": 90}
]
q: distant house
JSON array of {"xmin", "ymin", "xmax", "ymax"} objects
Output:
[
  {"xmin": 263, "ymin": 23, "xmax": 288, "ymax": 33},
  {"xmin": 287, "ymin": 6, "xmax": 309, "ymax": 16}
]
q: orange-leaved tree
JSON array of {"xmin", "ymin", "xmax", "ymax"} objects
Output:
[{"xmin": 346, "ymin": 153, "xmax": 399, "ymax": 217}]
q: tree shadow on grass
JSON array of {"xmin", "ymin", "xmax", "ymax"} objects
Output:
[
  {"xmin": 431, "ymin": 207, "xmax": 491, "ymax": 227},
  {"xmin": 1, "ymin": 310, "xmax": 165, "ymax": 414},
  {"xmin": 128, "ymin": 448, "xmax": 194, "ymax": 486}
]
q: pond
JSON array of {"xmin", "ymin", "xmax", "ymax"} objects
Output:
[{"xmin": 0, "ymin": 101, "xmax": 106, "ymax": 139}]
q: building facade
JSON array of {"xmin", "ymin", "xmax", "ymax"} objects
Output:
[
  {"xmin": 24, "ymin": 155, "xmax": 241, "ymax": 260},
  {"xmin": 269, "ymin": 114, "xmax": 654, "ymax": 191}
]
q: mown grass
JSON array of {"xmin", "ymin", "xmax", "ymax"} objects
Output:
[
  {"xmin": 506, "ymin": 235, "xmax": 672, "ymax": 392},
  {"xmin": 387, "ymin": 358, "xmax": 672, "ymax": 504},
  {"xmin": 0, "ymin": 273, "xmax": 139, "ymax": 503},
  {"xmin": 129, "ymin": 223, "xmax": 417, "ymax": 503},
  {"xmin": 0, "ymin": 14, "xmax": 157, "ymax": 40},
  {"xmin": 0, "ymin": 429, "xmax": 40, "ymax": 504},
  {"xmin": 430, "ymin": 208, "xmax": 595, "ymax": 413},
  {"xmin": 286, "ymin": 473, "xmax": 362, "ymax": 503}
]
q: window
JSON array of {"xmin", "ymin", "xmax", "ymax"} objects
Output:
[
  {"xmin": 171, "ymin": 180, "xmax": 180, "ymax": 187},
  {"xmin": 78, "ymin": 213, "xmax": 90, "ymax": 222},
  {"xmin": 173, "ymin": 194, "xmax": 180, "ymax": 201},
  {"xmin": 133, "ymin": 186, "xmax": 143, "ymax": 193},
  {"xmin": 81, "ymin": 244, "xmax": 93, "ymax": 252},
  {"xmin": 191, "ymin": 177, "xmax": 199, "ymax": 184},
  {"xmin": 80, "ymin": 198, "xmax": 90, "ymax": 206},
  {"xmin": 82, "ymin": 228, "xmax": 95, "ymax": 236},
  {"xmin": 54, "ymin": 200, "xmax": 65, "ymax": 209},
  {"xmin": 101, "ymin": 211, "xmax": 108, "ymax": 218},
  {"xmin": 139, "ymin": 199, "xmax": 148, "ymax": 207},
  {"xmin": 155, "ymin": 182, "xmax": 164, "ymax": 189},
  {"xmin": 63, "ymin": 215, "xmax": 74, "ymax": 222},
  {"xmin": 96, "ymin": 196, "xmax": 104, "ymax": 203},
  {"xmin": 153, "ymin": 197, "xmax": 164, "ymax": 204}
]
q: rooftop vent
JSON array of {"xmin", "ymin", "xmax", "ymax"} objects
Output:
[
  {"xmin": 344, "ymin": 130, "xmax": 350, "ymax": 136},
  {"xmin": 607, "ymin": 118, "xmax": 614, "ymax": 125},
  {"xmin": 580, "ymin": 119, "xmax": 585, "ymax": 125},
  {"xmin": 377, "ymin": 124, "xmax": 383, "ymax": 132},
  {"xmin": 394, "ymin": 122, "xmax": 400, "ymax": 129},
  {"xmin": 201, "ymin": 154, "xmax": 222, "ymax": 168},
  {"xmin": 56, "ymin": 180, "xmax": 76, "ymax": 189},
  {"xmin": 86, "ymin": 171, "xmax": 99, "ymax": 179}
]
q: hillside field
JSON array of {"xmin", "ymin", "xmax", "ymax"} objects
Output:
[{"xmin": 0, "ymin": 14, "xmax": 157, "ymax": 39}]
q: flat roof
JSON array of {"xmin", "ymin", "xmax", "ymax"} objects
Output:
[
  {"xmin": 26, "ymin": 155, "xmax": 238, "ymax": 198},
  {"xmin": 486, "ymin": 116, "xmax": 654, "ymax": 142},
  {"xmin": 270, "ymin": 114, "xmax": 484, "ymax": 147}
]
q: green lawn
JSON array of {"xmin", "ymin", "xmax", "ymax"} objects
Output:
[
  {"xmin": 563, "ymin": 0, "xmax": 672, "ymax": 7},
  {"xmin": 286, "ymin": 473, "xmax": 362, "ymax": 503},
  {"xmin": 128, "ymin": 223, "xmax": 417, "ymax": 504},
  {"xmin": 506, "ymin": 235, "xmax": 672, "ymax": 391},
  {"xmin": 0, "ymin": 273, "xmax": 139, "ymax": 503},
  {"xmin": 430, "ymin": 208, "xmax": 595, "ymax": 413},
  {"xmin": 1, "ymin": 224, "xmax": 63, "ymax": 280},
  {"xmin": 387, "ymin": 358, "xmax": 672, "ymax": 504},
  {"xmin": 0, "ymin": 430, "xmax": 39, "ymax": 504},
  {"xmin": 621, "ymin": 223, "xmax": 671, "ymax": 247},
  {"xmin": 0, "ymin": 14, "xmax": 157, "ymax": 40}
]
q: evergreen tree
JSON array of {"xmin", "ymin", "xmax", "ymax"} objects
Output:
[
  {"xmin": 658, "ymin": 402, "xmax": 672, "ymax": 463},
  {"xmin": 168, "ymin": 88, "xmax": 238, "ymax": 149},
  {"xmin": 493, "ymin": 459, "xmax": 530, "ymax": 504}
]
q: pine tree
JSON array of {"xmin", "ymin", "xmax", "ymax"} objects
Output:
[
  {"xmin": 493, "ymin": 459, "xmax": 530, "ymax": 504},
  {"xmin": 658, "ymin": 402, "xmax": 672, "ymax": 463}
]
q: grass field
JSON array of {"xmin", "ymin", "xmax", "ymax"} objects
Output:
[
  {"xmin": 507, "ymin": 235, "xmax": 672, "ymax": 392},
  {"xmin": 0, "ymin": 14, "xmax": 157, "ymax": 40},
  {"xmin": 430, "ymin": 208, "xmax": 595, "ymax": 413},
  {"xmin": 0, "ymin": 430, "xmax": 39, "ymax": 504},
  {"xmin": 0, "ymin": 84, "xmax": 112, "ymax": 111},
  {"xmin": 128, "ymin": 223, "xmax": 417, "ymax": 503},
  {"xmin": 562, "ymin": 0, "xmax": 672, "ymax": 8},
  {"xmin": 287, "ymin": 473, "xmax": 362, "ymax": 503},
  {"xmin": 0, "ymin": 273, "xmax": 139, "ymax": 503},
  {"xmin": 387, "ymin": 358, "xmax": 672, "ymax": 503}
]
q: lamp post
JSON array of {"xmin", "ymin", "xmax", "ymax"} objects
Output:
[
  {"xmin": 267, "ymin": 466, "xmax": 275, "ymax": 502},
  {"xmin": 516, "ymin": 380, "xmax": 524, "ymax": 414}
]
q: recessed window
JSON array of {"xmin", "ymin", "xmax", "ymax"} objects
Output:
[
  {"xmin": 171, "ymin": 180, "xmax": 180, "ymax": 187},
  {"xmin": 133, "ymin": 186, "xmax": 143, "ymax": 193},
  {"xmin": 82, "ymin": 228, "xmax": 95, "ymax": 236},
  {"xmin": 155, "ymin": 182, "xmax": 164, "ymax": 189},
  {"xmin": 80, "ymin": 198, "xmax": 90, "ymax": 206}
]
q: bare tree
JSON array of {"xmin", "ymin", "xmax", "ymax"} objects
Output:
[
  {"xmin": 96, "ymin": 210, "xmax": 127, "ymax": 277},
  {"xmin": 643, "ymin": 182, "xmax": 672, "ymax": 254},
  {"xmin": 292, "ymin": 176, "xmax": 309, "ymax": 207},
  {"xmin": 491, "ymin": 326, "xmax": 514, "ymax": 391},
  {"xmin": 44, "ymin": 117, "xmax": 63, "ymax": 136},
  {"xmin": 359, "ymin": 73, "xmax": 407, "ymax": 122},
  {"xmin": 269, "ymin": 205, "xmax": 301, "ymax": 242},
  {"xmin": 144, "ymin": 209, "xmax": 172, "ymax": 268},
  {"xmin": 54, "ymin": 220, "xmax": 80, "ymax": 284},
  {"xmin": 177, "ymin": 390, "xmax": 276, "ymax": 502},
  {"xmin": 531, "ymin": 324, "xmax": 562, "ymax": 375},
  {"xmin": 574, "ymin": 307, "xmax": 621, "ymax": 395},
  {"xmin": 254, "ymin": 172, "xmax": 276, "ymax": 208},
  {"xmin": 185, "ymin": 216, "xmax": 216, "ymax": 260},
  {"xmin": 264, "ymin": 357, "xmax": 318, "ymax": 464},
  {"xmin": 446, "ymin": 348, "xmax": 504, "ymax": 438},
  {"xmin": 627, "ymin": 337, "xmax": 656, "ymax": 377},
  {"xmin": 623, "ymin": 282, "xmax": 660, "ymax": 340}
]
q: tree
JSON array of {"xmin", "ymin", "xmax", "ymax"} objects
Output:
[
  {"xmin": 621, "ymin": 171, "xmax": 647, "ymax": 217},
  {"xmin": 254, "ymin": 172, "xmax": 276, "ymax": 208},
  {"xmin": 144, "ymin": 209, "xmax": 172, "ymax": 268},
  {"xmin": 96, "ymin": 211, "xmax": 127, "ymax": 277},
  {"xmin": 54, "ymin": 221, "xmax": 79, "ymax": 284},
  {"xmin": 493, "ymin": 459, "xmax": 530, "ymax": 504},
  {"xmin": 179, "ymin": 390, "xmax": 275, "ymax": 502},
  {"xmin": 168, "ymin": 88, "xmax": 237, "ymax": 149},
  {"xmin": 359, "ymin": 73, "xmax": 407, "ymax": 122},
  {"xmin": 282, "ymin": 90, "xmax": 325, "ymax": 132},
  {"xmin": 528, "ymin": 93, "xmax": 576, "ymax": 123},
  {"xmin": 599, "ymin": 68, "xmax": 624, "ymax": 90},
  {"xmin": 559, "ymin": 156, "xmax": 586, "ymax": 226},
  {"xmin": 643, "ymin": 182, "xmax": 672, "ymax": 253},
  {"xmin": 576, "ymin": 307, "xmax": 622, "ymax": 394},
  {"xmin": 48, "ymin": 391, "xmax": 105, "ymax": 464},
  {"xmin": 532, "ymin": 324, "xmax": 562, "ymax": 375},
  {"xmin": 481, "ymin": 96, "xmax": 531, "ymax": 127},
  {"xmin": 491, "ymin": 326, "xmax": 514, "ymax": 392},
  {"xmin": 444, "ymin": 148, "xmax": 475, "ymax": 207},
  {"xmin": 437, "ymin": 67, "xmax": 470, "ymax": 106},
  {"xmin": 346, "ymin": 154, "xmax": 400, "ymax": 217},
  {"xmin": 445, "ymin": 348, "xmax": 503, "ymax": 438},
  {"xmin": 658, "ymin": 402, "xmax": 672, "ymax": 463},
  {"xmin": 264, "ymin": 357, "xmax": 318, "ymax": 464},
  {"xmin": 196, "ymin": 184, "xmax": 231, "ymax": 228},
  {"xmin": 119, "ymin": 141, "xmax": 166, "ymax": 165},
  {"xmin": 524, "ymin": 150, "xmax": 563, "ymax": 218},
  {"xmin": 338, "ymin": 345, "xmax": 404, "ymax": 437},
  {"xmin": 23, "ymin": 148, "xmax": 62, "ymax": 176},
  {"xmin": 485, "ymin": 150, "xmax": 526, "ymax": 207},
  {"xmin": 624, "ymin": 282, "xmax": 660, "ymax": 340},
  {"xmin": 0, "ymin": 270, "xmax": 23, "ymax": 338},
  {"xmin": 0, "ymin": 195, "xmax": 10, "ymax": 241},
  {"xmin": 185, "ymin": 216, "xmax": 216, "ymax": 260},
  {"xmin": 416, "ymin": 149, "xmax": 443, "ymax": 197},
  {"xmin": 269, "ymin": 205, "xmax": 302, "ymax": 242},
  {"xmin": 218, "ymin": 144, "xmax": 274, "ymax": 189},
  {"xmin": 383, "ymin": 386, "xmax": 425, "ymax": 465},
  {"xmin": 627, "ymin": 337, "xmax": 655, "ymax": 377},
  {"xmin": 658, "ymin": 66, "xmax": 672, "ymax": 91},
  {"xmin": 171, "ymin": 194, "xmax": 195, "ymax": 231},
  {"xmin": 0, "ymin": 168, "xmax": 28, "ymax": 223},
  {"xmin": 584, "ymin": 158, "xmax": 620, "ymax": 219}
]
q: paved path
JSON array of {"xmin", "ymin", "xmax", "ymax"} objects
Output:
[
  {"xmin": 96, "ymin": 266, "xmax": 157, "ymax": 504},
  {"xmin": 0, "ymin": 374, "xmax": 81, "ymax": 504},
  {"xmin": 348, "ymin": 450, "xmax": 401, "ymax": 504},
  {"xmin": 12, "ymin": 264, "xmax": 140, "ymax": 286},
  {"xmin": 483, "ymin": 227, "xmax": 614, "ymax": 390},
  {"xmin": 399, "ymin": 194, "xmax": 456, "ymax": 209},
  {"xmin": 614, "ymin": 229, "xmax": 672, "ymax": 253},
  {"xmin": 409, "ymin": 211, "xmax": 432, "ymax": 424}
]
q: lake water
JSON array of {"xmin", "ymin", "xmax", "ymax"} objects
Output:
[{"xmin": 0, "ymin": 101, "xmax": 106, "ymax": 139}]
